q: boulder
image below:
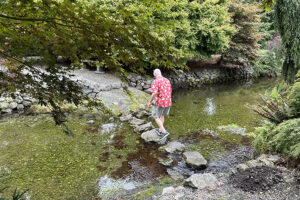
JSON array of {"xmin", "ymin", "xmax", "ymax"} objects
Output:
[
  {"xmin": 183, "ymin": 151, "xmax": 207, "ymax": 169},
  {"xmin": 129, "ymin": 117, "xmax": 145, "ymax": 126},
  {"xmin": 161, "ymin": 141, "xmax": 185, "ymax": 153},
  {"xmin": 141, "ymin": 129, "xmax": 166, "ymax": 144},
  {"xmin": 135, "ymin": 122, "xmax": 154, "ymax": 133},
  {"xmin": 185, "ymin": 173, "xmax": 218, "ymax": 189}
]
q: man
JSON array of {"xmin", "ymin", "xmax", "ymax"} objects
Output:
[{"xmin": 147, "ymin": 69, "xmax": 172, "ymax": 139}]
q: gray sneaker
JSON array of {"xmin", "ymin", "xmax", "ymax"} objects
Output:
[
  {"xmin": 155, "ymin": 128, "xmax": 162, "ymax": 135},
  {"xmin": 159, "ymin": 131, "xmax": 170, "ymax": 140}
]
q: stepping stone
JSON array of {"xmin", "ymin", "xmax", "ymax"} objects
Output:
[
  {"xmin": 185, "ymin": 173, "xmax": 218, "ymax": 189},
  {"xmin": 161, "ymin": 141, "xmax": 185, "ymax": 153},
  {"xmin": 183, "ymin": 151, "xmax": 207, "ymax": 169},
  {"xmin": 135, "ymin": 110, "xmax": 151, "ymax": 118},
  {"xmin": 119, "ymin": 114, "xmax": 133, "ymax": 122},
  {"xmin": 141, "ymin": 129, "xmax": 167, "ymax": 144},
  {"xmin": 129, "ymin": 117, "xmax": 145, "ymax": 126},
  {"xmin": 135, "ymin": 122, "xmax": 154, "ymax": 133}
]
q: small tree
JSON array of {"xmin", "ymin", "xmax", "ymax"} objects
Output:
[{"xmin": 220, "ymin": 0, "xmax": 262, "ymax": 68}]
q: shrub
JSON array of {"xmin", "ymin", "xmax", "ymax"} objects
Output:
[
  {"xmin": 252, "ymin": 118, "xmax": 300, "ymax": 160},
  {"xmin": 252, "ymin": 48, "xmax": 284, "ymax": 77}
]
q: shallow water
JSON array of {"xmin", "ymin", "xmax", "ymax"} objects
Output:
[
  {"xmin": 165, "ymin": 78, "xmax": 280, "ymax": 163},
  {"xmin": 0, "ymin": 78, "xmax": 280, "ymax": 199}
]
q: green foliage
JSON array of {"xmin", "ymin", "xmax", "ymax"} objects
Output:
[
  {"xmin": 287, "ymin": 71, "xmax": 300, "ymax": 117},
  {"xmin": 85, "ymin": 0, "xmax": 235, "ymax": 60},
  {"xmin": 252, "ymin": 49, "xmax": 283, "ymax": 77},
  {"xmin": 252, "ymin": 118, "xmax": 300, "ymax": 159},
  {"xmin": 187, "ymin": 0, "xmax": 235, "ymax": 58},
  {"xmin": 250, "ymin": 121, "xmax": 276, "ymax": 156},
  {"xmin": 0, "ymin": 0, "xmax": 188, "ymax": 127},
  {"xmin": 274, "ymin": 0, "xmax": 300, "ymax": 83},
  {"xmin": 220, "ymin": 0, "xmax": 262, "ymax": 67}
]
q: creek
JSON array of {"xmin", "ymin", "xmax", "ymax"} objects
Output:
[{"xmin": 0, "ymin": 78, "xmax": 279, "ymax": 199}]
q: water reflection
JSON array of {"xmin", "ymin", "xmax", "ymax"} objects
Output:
[{"xmin": 203, "ymin": 97, "xmax": 216, "ymax": 116}]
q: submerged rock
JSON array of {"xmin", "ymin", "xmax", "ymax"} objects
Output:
[
  {"xmin": 100, "ymin": 123, "xmax": 117, "ymax": 134},
  {"xmin": 167, "ymin": 168, "xmax": 184, "ymax": 181},
  {"xmin": 161, "ymin": 141, "xmax": 185, "ymax": 153},
  {"xmin": 217, "ymin": 124, "xmax": 246, "ymax": 136},
  {"xmin": 183, "ymin": 151, "xmax": 207, "ymax": 169},
  {"xmin": 158, "ymin": 157, "xmax": 174, "ymax": 167},
  {"xmin": 185, "ymin": 173, "xmax": 218, "ymax": 189}
]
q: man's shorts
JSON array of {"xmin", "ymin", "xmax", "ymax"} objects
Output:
[{"xmin": 152, "ymin": 105, "xmax": 170, "ymax": 119}]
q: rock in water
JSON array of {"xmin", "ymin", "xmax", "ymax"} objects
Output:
[
  {"xmin": 141, "ymin": 129, "xmax": 166, "ymax": 144},
  {"xmin": 183, "ymin": 151, "xmax": 207, "ymax": 169},
  {"xmin": 185, "ymin": 173, "xmax": 218, "ymax": 189},
  {"xmin": 161, "ymin": 141, "xmax": 185, "ymax": 153},
  {"xmin": 119, "ymin": 114, "xmax": 133, "ymax": 122},
  {"xmin": 129, "ymin": 117, "xmax": 145, "ymax": 126},
  {"xmin": 158, "ymin": 157, "xmax": 174, "ymax": 167},
  {"xmin": 100, "ymin": 123, "xmax": 117, "ymax": 134},
  {"xmin": 135, "ymin": 122, "xmax": 154, "ymax": 133},
  {"xmin": 167, "ymin": 169, "xmax": 184, "ymax": 181}
]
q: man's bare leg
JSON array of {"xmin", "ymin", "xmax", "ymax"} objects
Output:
[
  {"xmin": 154, "ymin": 117, "xmax": 166, "ymax": 133},
  {"xmin": 160, "ymin": 115, "xmax": 164, "ymax": 124}
]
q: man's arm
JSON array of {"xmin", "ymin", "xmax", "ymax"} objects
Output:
[{"xmin": 148, "ymin": 92, "xmax": 158, "ymax": 108}]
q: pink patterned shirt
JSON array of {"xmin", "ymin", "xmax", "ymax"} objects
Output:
[{"xmin": 151, "ymin": 76, "xmax": 172, "ymax": 107}]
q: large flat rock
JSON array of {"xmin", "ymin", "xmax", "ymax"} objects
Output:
[
  {"xmin": 185, "ymin": 173, "xmax": 218, "ymax": 189},
  {"xmin": 161, "ymin": 141, "xmax": 185, "ymax": 153},
  {"xmin": 183, "ymin": 151, "xmax": 207, "ymax": 169},
  {"xmin": 141, "ymin": 129, "xmax": 166, "ymax": 144}
]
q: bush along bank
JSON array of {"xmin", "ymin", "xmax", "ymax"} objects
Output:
[
  {"xmin": 126, "ymin": 66, "xmax": 254, "ymax": 93},
  {"xmin": 251, "ymin": 70, "xmax": 300, "ymax": 166}
]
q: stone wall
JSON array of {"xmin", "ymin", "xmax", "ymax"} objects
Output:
[
  {"xmin": 126, "ymin": 66, "xmax": 254, "ymax": 93},
  {"xmin": 0, "ymin": 93, "xmax": 37, "ymax": 114}
]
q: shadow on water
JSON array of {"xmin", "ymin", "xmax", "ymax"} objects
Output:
[{"xmin": 111, "ymin": 139, "xmax": 167, "ymax": 181}]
